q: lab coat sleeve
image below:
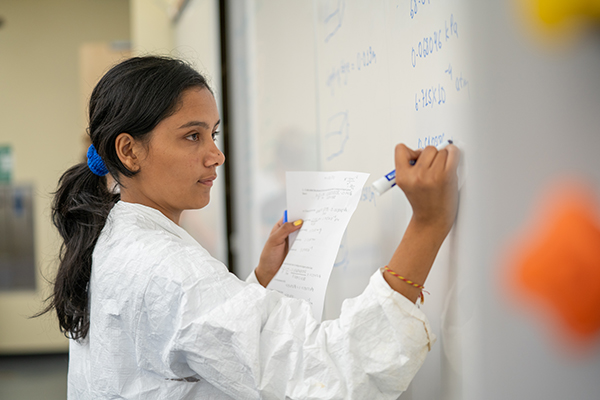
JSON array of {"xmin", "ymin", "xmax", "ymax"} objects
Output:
[
  {"xmin": 245, "ymin": 269, "xmax": 260, "ymax": 285},
  {"xmin": 136, "ymin": 253, "xmax": 434, "ymax": 400}
]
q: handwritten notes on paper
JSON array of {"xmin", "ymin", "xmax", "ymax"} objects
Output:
[{"xmin": 267, "ymin": 171, "xmax": 369, "ymax": 321}]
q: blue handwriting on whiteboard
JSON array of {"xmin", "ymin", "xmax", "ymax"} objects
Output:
[
  {"xmin": 356, "ymin": 46, "xmax": 377, "ymax": 70},
  {"xmin": 325, "ymin": 111, "xmax": 350, "ymax": 161},
  {"xmin": 414, "ymin": 84, "xmax": 446, "ymax": 111},
  {"xmin": 410, "ymin": 0, "xmax": 431, "ymax": 20},
  {"xmin": 445, "ymin": 63, "xmax": 453, "ymax": 80},
  {"xmin": 326, "ymin": 46, "xmax": 377, "ymax": 95},
  {"xmin": 411, "ymin": 14, "xmax": 459, "ymax": 68},
  {"xmin": 333, "ymin": 233, "xmax": 349, "ymax": 269},
  {"xmin": 446, "ymin": 63, "xmax": 469, "ymax": 94},
  {"xmin": 418, "ymin": 133, "xmax": 446, "ymax": 149},
  {"xmin": 455, "ymin": 72, "xmax": 468, "ymax": 93},
  {"xmin": 324, "ymin": 0, "xmax": 345, "ymax": 43},
  {"xmin": 446, "ymin": 14, "xmax": 458, "ymax": 39},
  {"xmin": 326, "ymin": 60, "xmax": 352, "ymax": 95},
  {"xmin": 360, "ymin": 185, "xmax": 377, "ymax": 206}
]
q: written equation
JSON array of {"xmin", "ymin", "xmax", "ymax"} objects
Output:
[
  {"xmin": 410, "ymin": 0, "xmax": 431, "ymax": 20},
  {"xmin": 418, "ymin": 133, "xmax": 447, "ymax": 149},
  {"xmin": 411, "ymin": 14, "xmax": 459, "ymax": 69},
  {"xmin": 326, "ymin": 46, "xmax": 377, "ymax": 95},
  {"xmin": 415, "ymin": 83, "xmax": 447, "ymax": 111},
  {"xmin": 445, "ymin": 63, "xmax": 469, "ymax": 94}
]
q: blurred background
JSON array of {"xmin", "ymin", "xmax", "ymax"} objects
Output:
[{"xmin": 1, "ymin": 1, "xmax": 599, "ymax": 399}]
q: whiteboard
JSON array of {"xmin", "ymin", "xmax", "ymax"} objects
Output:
[
  {"xmin": 312, "ymin": 4, "xmax": 473, "ymax": 398},
  {"xmin": 225, "ymin": 1, "xmax": 600, "ymax": 399},
  {"xmin": 227, "ymin": 1, "xmax": 473, "ymax": 399}
]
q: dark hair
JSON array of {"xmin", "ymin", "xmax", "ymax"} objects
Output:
[{"xmin": 36, "ymin": 56, "xmax": 210, "ymax": 339}]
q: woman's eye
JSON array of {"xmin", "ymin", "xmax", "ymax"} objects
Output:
[
  {"xmin": 186, "ymin": 133, "xmax": 199, "ymax": 141},
  {"xmin": 212, "ymin": 131, "xmax": 220, "ymax": 141}
]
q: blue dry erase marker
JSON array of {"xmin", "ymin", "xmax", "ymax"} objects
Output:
[
  {"xmin": 284, "ymin": 210, "xmax": 288, "ymax": 223},
  {"xmin": 372, "ymin": 140, "xmax": 454, "ymax": 195}
]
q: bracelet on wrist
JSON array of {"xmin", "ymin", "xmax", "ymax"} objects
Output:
[{"xmin": 383, "ymin": 265, "xmax": 429, "ymax": 304}]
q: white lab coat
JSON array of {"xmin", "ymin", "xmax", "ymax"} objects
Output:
[{"xmin": 68, "ymin": 201, "xmax": 435, "ymax": 399}]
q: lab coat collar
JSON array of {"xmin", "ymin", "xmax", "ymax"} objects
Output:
[{"xmin": 114, "ymin": 201, "xmax": 200, "ymax": 247}]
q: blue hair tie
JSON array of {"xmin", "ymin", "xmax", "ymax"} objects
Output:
[{"xmin": 87, "ymin": 144, "xmax": 109, "ymax": 177}]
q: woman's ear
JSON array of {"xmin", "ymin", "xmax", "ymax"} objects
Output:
[{"xmin": 115, "ymin": 133, "xmax": 143, "ymax": 172}]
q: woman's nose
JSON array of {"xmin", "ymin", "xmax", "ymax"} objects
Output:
[{"xmin": 205, "ymin": 140, "xmax": 225, "ymax": 167}]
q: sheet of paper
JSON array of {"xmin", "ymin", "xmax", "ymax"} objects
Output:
[{"xmin": 267, "ymin": 171, "xmax": 369, "ymax": 321}]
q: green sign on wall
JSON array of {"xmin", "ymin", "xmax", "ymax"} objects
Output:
[{"xmin": 0, "ymin": 146, "xmax": 12, "ymax": 183}]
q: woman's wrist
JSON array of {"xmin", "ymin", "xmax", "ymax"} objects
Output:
[
  {"xmin": 384, "ymin": 217, "xmax": 449, "ymax": 303},
  {"xmin": 254, "ymin": 265, "xmax": 274, "ymax": 287},
  {"xmin": 407, "ymin": 215, "xmax": 452, "ymax": 245}
]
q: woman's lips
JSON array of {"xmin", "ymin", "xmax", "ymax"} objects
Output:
[{"xmin": 198, "ymin": 176, "xmax": 216, "ymax": 186}]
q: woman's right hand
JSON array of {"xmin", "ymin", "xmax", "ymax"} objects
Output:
[
  {"xmin": 382, "ymin": 143, "xmax": 460, "ymax": 303},
  {"xmin": 394, "ymin": 143, "xmax": 460, "ymax": 235}
]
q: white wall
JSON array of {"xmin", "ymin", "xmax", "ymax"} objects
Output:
[{"xmin": 130, "ymin": 0, "xmax": 174, "ymax": 55}]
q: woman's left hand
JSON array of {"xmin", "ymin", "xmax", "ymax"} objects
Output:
[{"xmin": 255, "ymin": 217, "xmax": 303, "ymax": 287}]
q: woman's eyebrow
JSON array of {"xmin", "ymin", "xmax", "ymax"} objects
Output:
[
  {"xmin": 178, "ymin": 121, "xmax": 209, "ymax": 129},
  {"xmin": 178, "ymin": 120, "xmax": 221, "ymax": 130}
]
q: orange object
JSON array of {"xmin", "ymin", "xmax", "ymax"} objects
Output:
[{"xmin": 505, "ymin": 179, "xmax": 600, "ymax": 344}]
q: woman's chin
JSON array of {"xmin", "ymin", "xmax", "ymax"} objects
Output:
[{"xmin": 192, "ymin": 196, "xmax": 210, "ymax": 210}]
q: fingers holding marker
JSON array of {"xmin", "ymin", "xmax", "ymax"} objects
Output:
[
  {"xmin": 283, "ymin": 210, "xmax": 303, "ymax": 227},
  {"xmin": 375, "ymin": 140, "xmax": 456, "ymax": 195},
  {"xmin": 430, "ymin": 146, "xmax": 449, "ymax": 177},
  {"xmin": 257, "ymin": 214, "xmax": 303, "ymax": 287},
  {"xmin": 395, "ymin": 143, "xmax": 422, "ymax": 169},
  {"xmin": 280, "ymin": 219, "xmax": 303, "ymax": 234},
  {"xmin": 266, "ymin": 214, "xmax": 303, "ymax": 246},
  {"xmin": 444, "ymin": 144, "xmax": 461, "ymax": 174},
  {"xmin": 271, "ymin": 217, "xmax": 284, "ymax": 233},
  {"xmin": 279, "ymin": 220, "xmax": 303, "ymax": 242},
  {"xmin": 414, "ymin": 145, "xmax": 439, "ymax": 169},
  {"xmin": 272, "ymin": 211, "xmax": 302, "ymax": 241}
]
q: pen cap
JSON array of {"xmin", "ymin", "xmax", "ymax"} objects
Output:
[{"xmin": 373, "ymin": 172, "xmax": 396, "ymax": 195}]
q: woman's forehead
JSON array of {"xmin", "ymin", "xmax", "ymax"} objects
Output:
[{"xmin": 163, "ymin": 88, "xmax": 220, "ymax": 128}]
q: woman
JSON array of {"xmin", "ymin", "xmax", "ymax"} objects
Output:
[{"xmin": 41, "ymin": 56, "xmax": 459, "ymax": 399}]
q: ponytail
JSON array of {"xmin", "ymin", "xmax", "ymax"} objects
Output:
[{"xmin": 36, "ymin": 163, "xmax": 118, "ymax": 339}]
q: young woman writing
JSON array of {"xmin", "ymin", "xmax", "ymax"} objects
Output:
[{"xmin": 40, "ymin": 56, "xmax": 459, "ymax": 399}]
